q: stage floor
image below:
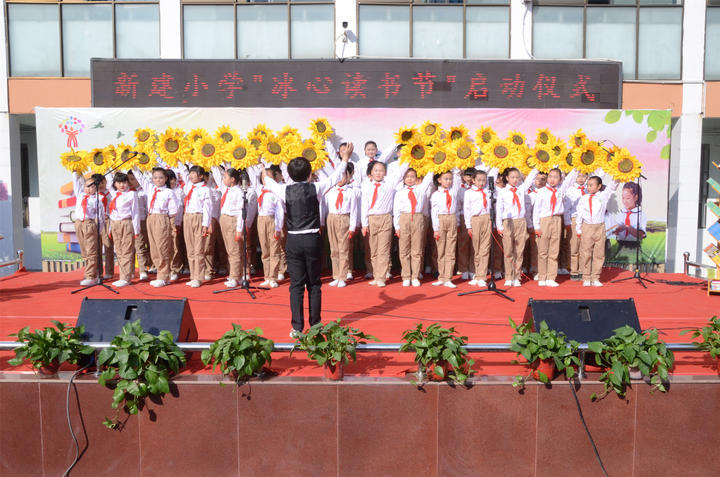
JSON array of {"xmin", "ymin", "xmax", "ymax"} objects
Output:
[{"xmin": 1, "ymin": 268, "xmax": 717, "ymax": 377}]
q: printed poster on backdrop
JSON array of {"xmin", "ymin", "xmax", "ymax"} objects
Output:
[{"xmin": 35, "ymin": 107, "xmax": 670, "ymax": 266}]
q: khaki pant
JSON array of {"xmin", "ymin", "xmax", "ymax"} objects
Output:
[
  {"xmin": 363, "ymin": 231, "xmax": 372, "ymax": 275},
  {"xmin": 183, "ymin": 213, "xmax": 207, "ymax": 282},
  {"xmin": 560, "ymin": 217, "xmax": 581, "ymax": 274},
  {"xmin": 111, "ymin": 218, "xmax": 135, "ymax": 282},
  {"xmin": 537, "ymin": 215, "xmax": 562, "ymax": 281},
  {"xmin": 523, "ymin": 231, "xmax": 538, "ymax": 275},
  {"xmin": 398, "ymin": 213, "xmax": 426, "ymax": 281},
  {"xmin": 471, "ymin": 214, "xmax": 491, "ymax": 280},
  {"xmin": 146, "ymin": 214, "xmax": 174, "ymax": 282},
  {"xmin": 134, "ymin": 219, "xmax": 150, "ymax": 272},
  {"xmin": 202, "ymin": 218, "xmax": 221, "ymax": 277},
  {"xmin": 101, "ymin": 220, "xmax": 114, "ymax": 277},
  {"xmin": 219, "ymin": 214, "xmax": 244, "ymax": 281},
  {"xmin": 368, "ymin": 213, "xmax": 393, "ymax": 281},
  {"xmin": 327, "ymin": 213, "xmax": 352, "ymax": 281},
  {"xmin": 214, "ymin": 221, "xmax": 228, "ymax": 273},
  {"xmin": 424, "ymin": 215, "xmax": 438, "ymax": 272},
  {"xmin": 502, "ymin": 218, "xmax": 527, "ymax": 281},
  {"xmin": 456, "ymin": 223, "xmax": 472, "ymax": 274},
  {"xmin": 279, "ymin": 225, "xmax": 287, "ymax": 276},
  {"xmin": 171, "ymin": 224, "xmax": 186, "ymax": 274},
  {"xmin": 436, "ymin": 214, "xmax": 458, "ymax": 282},
  {"xmin": 258, "ymin": 215, "xmax": 281, "ymax": 281},
  {"xmin": 492, "ymin": 231, "xmax": 504, "ymax": 275},
  {"xmin": 580, "ymin": 223, "xmax": 606, "ymax": 282},
  {"xmin": 75, "ymin": 219, "xmax": 99, "ymax": 280}
]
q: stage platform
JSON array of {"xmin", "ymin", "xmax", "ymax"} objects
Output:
[{"xmin": 1, "ymin": 268, "xmax": 717, "ymax": 377}]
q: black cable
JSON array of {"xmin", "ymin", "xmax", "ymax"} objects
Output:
[
  {"xmin": 569, "ymin": 380, "xmax": 609, "ymax": 477},
  {"xmin": 63, "ymin": 359, "xmax": 93, "ymax": 477}
]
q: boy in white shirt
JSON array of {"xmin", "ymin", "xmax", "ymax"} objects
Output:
[{"xmin": 325, "ymin": 162, "xmax": 357, "ymax": 288}]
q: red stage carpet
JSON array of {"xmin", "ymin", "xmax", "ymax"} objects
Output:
[{"xmin": 1, "ymin": 268, "xmax": 716, "ymax": 377}]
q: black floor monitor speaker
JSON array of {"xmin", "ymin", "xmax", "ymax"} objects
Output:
[
  {"xmin": 76, "ymin": 298, "xmax": 198, "ymax": 342},
  {"xmin": 523, "ymin": 298, "xmax": 641, "ymax": 343}
]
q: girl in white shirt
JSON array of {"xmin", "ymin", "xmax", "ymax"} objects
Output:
[
  {"xmin": 325, "ymin": 162, "xmax": 357, "ymax": 288},
  {"xmin": 72, "ymin": 172, "xmax": 105, "ymax": 286},
  {"xmin": 430, "ymin": 169, "xmax": 462, "ymax": 288},
  {"xmin": 107, "ymin": 172, "xmax": 140, "ymax": 287},
  {"xmin": 463, "ymin": 170, "xmax": 492, "ymax": 287},
  {"xmin": 394, "ymin": 168, "xmax": 434, "ymax": 287}
]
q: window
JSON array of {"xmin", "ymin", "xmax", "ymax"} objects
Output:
[
  {"xmin": 532, "ymin": 1, "xmax": 683, "ymax": 80},
  {"xmin": 413, "ymin": 6, "xmax": 463, "ymax": 58},
  {"xmin": 358, "ymin": 5, "xmax": 411, "ymax": 57},
  {"xmin": 706, "ymin": 7, "xmax": 720, "ymax": 79},
  {"xmin": 184, "ymin": 5, "xmax": 235, "ymax": 59},
  {"xmin": 7, "ymin": 1, "xmax": 160, "ymax": 77}
]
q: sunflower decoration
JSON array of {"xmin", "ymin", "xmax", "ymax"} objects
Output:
[
  {"xmin": 227, "ymin": 137, "xmax": 259, "ymax": 171},
  {"xmin": 400, "ymin": 138, "xmax": 432, "ymax": 177},
  {"xmin": 507, "ymin": 130, "xmax": 527, "ymax": 149},
  {"xmin": 571, "ymin": 140, "xmax": 608, "ymax": 175},
  {"xmin": 295, "ymin": 137, "xmax": 330, "ymax": 173},
  {"xmin": 482, "ymin": 138, "xmax": 517, "ymax": 172},
  {"xmin": 527, "ymin": 143, "xmax": 555, "ymax": 173},
  {"xmin": 259, "ymin": 134, "xmax": 289, "ymax": 165},
  {"xmin": 134, "ymin": 127, "xmax": 157, "ymax": 155},
  {"xmin": 279, "ymin": 125, "xmax": 302, "ymax": 143},
  {"xmin": 604, "ymin": 147, "xmax": 642, "ymax": 182},
  {"xmin": 475, "ymin": 126, "xmax": 497, "ymax": 149},
  {"xmin": 101, "ymin": 145, "xmax": 118, "ymax": 171},
  {"xmin": 549, "ymin": 139, "xmax": 572, "ymax": 173},
  {"xmin": 515, "ymin": 150, "xmax": 534, "ymax": 176},
  {"xmin": 192, "ymin": 134, "xmax": 223, "ymax": 169},
  {"xmin": 60, "ymin": 150, "xmax": 88, "ymax": 174},
  {"xmin": 447, "ymin": 138, "xmax": 479, "ymax": 171},
  {"xmin": 419, "ymin": 120, "xmax": 444, "ymax": 145},
  {"xmin": 309, "ymin": 118, "xmax": 333, "ymax": 141},
  {"xmin": 427, "ymin": 142, "xmax": 454, "ymax": 175},
  {"xmin": 188, "ymin": 128, "xmax": 208, "ymax": 144},
  {"xmin": 84, "ymin": 148, "xmax": 108, "ymax": 174},
  {"xmin": 604, "ymin": 144, "xmax": 621, "ymax": 165},
  {"xmin": 447, "ymin": 125, "xmax": 470, "ymax": 142},
  {"xmin": 115, "ymin": 143, "xmax": 136, "ymax": 169},
  {"xmin": 536, "ymin": 128, "xmax": 555, "ymax": 146},
  {"xmin": 248, "ymin": 124, "xmax": 272, "ymax": 150},
  {"xmin": 157, "ymin": 128, "xmax": 189, "ymax": 168},
  {"xmin": 394, "ymin": 125, "xmax": 419, "ymax": 146},
  {"xmin": 569, "ymin": 129, "xmax": 587, "ymax": 149},
  {"xmin": 215, "ymin": 125, "xmax": 239, "ymax": 145}
]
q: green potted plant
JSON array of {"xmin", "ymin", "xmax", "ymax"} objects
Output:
[
  {"xmin": 97, "ymin": 320, "xmax": 186, "ymax": 429},
  {"xmin": 292, "ymin": 320, "xmax": 378, "ymax": 380},
  {"xmin": 509, "ymin": 318, "xmax": 580, "ymax": 388},
  {"xmin": 587, "ymin": 325, "xmax": 674, "ymax": 400},
  {"xmin": 680, "ymin": 315, "xmax": 720, "ymax": 362},
  {"xmin": 400, "ymin": 323, "xmax": 474, "ymax": 384},
  {"xmin": 8, "ymin": 320, "xmax": 93, "ymax": 378},
  {"xmin": 201, "ymin": 325, "xmax": 274, "ymax": 383}
]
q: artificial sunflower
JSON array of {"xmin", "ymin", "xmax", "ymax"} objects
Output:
[
  {"xmin": 296, "ymin": 138, "xmax": 330, "ymax": 172},
  {"xmin": 428, "ymin": 142, "xmax": 453, "ymax": 175},
  {"xmin": 475, "ymin": 126, "xmax": 497, "ymax": 147},
  {"xmin": 536, "ymin": 128, "xmax": 555, "ymax": 146},
  {"xmin": 571, "ymin": 140, "xmax": 608, "ymax": 175},
  {"xmin": 448, "ymin": 138, "xmax": 479, "ymax": 170},
  {"xmin": 86, "ymin": 148, "xmax": 109, "ymax": 174},
  {"xmin": 134, "ymin": 128, "xmax": 157, "ymax": 155},
  {"xmin": 115, "ymin": 143, "xmax": 136, "ymax": 168},
  {"xmin": 507, "ymin": 130, "xmax": 527, "ymax": 148},
  {"xmin": 135, "ymin": 151, "xmax": 157, "ymax": 173},
  {"xmin": 419, "ymin": 120, "xmax": 444, "ymax": 145},
  {"xmin": 482, "ymin": 138, "xmax": 516, "ymax": 172},
  {"xmin": 189, "ymin": 128, "xmax": 208, "ymax": 144},
  {"xmin": 60, "ymin": 150, "xmax": 88, "ymax": 174},
  {"xmin": 228, "ymin": 137, "xmax": 259, "ymax": 171},
  {"xmin": 192, "ymin": 134, "xmax": 222, "ymax": 169},
  {"xmin": 279, "ymin": 125, "xmax": 301, "ymax": 142},
  {"xmin": 604, "ymin": 147, "xmax": 642, "ymax": 182},
  {"xmin": 259, "ymin": 134, "xmax": 288, "ymax": 165},
  {"xmin": 400, "ymin": 138, "xmax": 432, "ymax": 176},
  {"xmin": 101, "ymin": 145, "xmax": 118, "ymax": 171},
  {"xmin": 549, "ymin": 139, "xmax": 572, "ymax": 173},
  {"xmin": 308, "ymin": 118, "xmax": 333, "ymax": 141},
  {"xmin": 248, "ymin": 124, "xmax": 272, "ymax": 150},
  {"xmin": 157, "ymin": 128, "xmax": 189, "ymax": 167},
  {"xmin": 569, "ymin": 129, "xmax": 587, "ymax": 149},
  {"xmin": 216, "ymin": 125, "xmax": 238, "ymax": 145},
  {"xmin": 447, "ymin": 125, "xmax": 470, "ymax": 142},
  {"xmin": 516, "ymin": 151, "xmax": 534, "ymax": 176},
  {"xmin": 394, "ymin": 125, "xmax": 419, "ymax": 146},
  {"xmin": 527, "ymin": 143, "xmax": 555, "ymax": 173}
]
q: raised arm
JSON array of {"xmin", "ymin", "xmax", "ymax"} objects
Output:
[
  {"xmin": 315, "ymin": 143, "xmax": 353, "ymax": 197},
  {"xmin": 377, "ymin": 144, "xmax": 398, "ymax": 164},
  {"xmin": 211, "ymin": 166, "xmax": 225, "ymax": 192},
  {"xmin": 559, "ymin": 168, "xmax": 578, "ymax": 196},
  {"xmin": 520, "ymin": 169, "xmax": 539, "ymax": 193},
  {"xmin": 263, "ymin": 176, "xmax": 287, "ymax": 204}
]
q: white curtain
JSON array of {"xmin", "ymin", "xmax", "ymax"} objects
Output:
[
  {"xmin": 466, "ymin": 6, "xmax": 510, "ymax": 59},
  {"xmin": 62, "ymin": 5, "xmax": 113, "ymax": 77},
  {"xmin": 532, "ymin": 6, "xmax": 583, "ymax": 59},
  {"xmin": 115, "ymin": 4, "xmax": 160, "ymax": 59},
  {"xmin": 638, "ymin": 7, "xmax": 681, "ymax": 79},
  {"xmin": 413, "ymin": 6, "xmax": 463, "ymax": 59},
  {"xmin": 359, "ymin": 5, "xmax": 410, "ymax": 58},
  {"xmin": 237, "ymin": 5, "xmax": 288, "ymax": 59},
  {"xmin": 290, "ymin": 5, "xmax": 334, "ymax": 59},
  {"xmin": 184, "ymin": 5, "xmax": 234, "ymax": 59},
  {"xmin": 8, "ymin": 4, "xmax": 61, "ymax": 76},
  {"xmin": 586, "ymin": 7, "xmax": 636, "ymax": 79}
]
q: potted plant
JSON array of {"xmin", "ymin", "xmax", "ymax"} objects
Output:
[
  {"xmin": 400, "ymin": 323, "xmax": 474, "ymax": 384},
  {"xmin": 201, "ymin": 324, "xmax": 274, "ymax": 383},
  {"xmin": 292, "ymin": 320, "xmax": 378, "ymax": 380},
  {"xmin": 509, "ymin": 318, "xmax": 580, "ymax": 388},
  {"xmin": 587, "ymin": 325, "xmax": 674, "ymax": 400},
  {"xmin": 680, "ymin": 315, "xmax": 720, "ymax": 362},
  {"xmin": 97, "ymin": 320, "xmax": 186, "ymax": 429},
  {"xmin": 8, "ymin": 320, "xmax": 94, "ymax": 378}
]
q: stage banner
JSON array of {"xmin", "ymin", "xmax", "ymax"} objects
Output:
[{"xmin": 35, "ymin": 107, "xmax": 670, "ymax": 266}]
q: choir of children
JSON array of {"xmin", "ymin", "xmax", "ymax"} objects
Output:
[{"xmin": 72, "ymin": 133, "xmax": 624, "ymax": 291}]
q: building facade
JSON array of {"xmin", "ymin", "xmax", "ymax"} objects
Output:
[{"xmin": 0, "ymin": 0, "xmax": 718, "ymax": 274}]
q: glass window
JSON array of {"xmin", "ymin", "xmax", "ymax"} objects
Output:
[
  {"xmin": 8, "ymin": 4, "xmax": 61, "ymax": 77},
  {"xmin": 637, "ymin": 7, "xmax": 681, "ymax": 79},
  {"xmin": 62, "ymin": 5, "xmax": 113, "ymax": 77},
  {"xmin": 183, "ymin": 5, "xmax": 234, "ymax": 59},
  {"xmin": 237, "ymin": 5, "xmax": 288, "ymax": 59},
  {"xmin": 706, "ymin": 8, "xmax": 720, "ymax": 79},
  {"xmin": 290, "ymin": 5, "xmax": 334, "ymax": 58},
  {"xmin": 115, "ymin": 4, "xmax": 160, "ymax": 58},
  {"xmin": 413, "ymin": 6, "xmax": 463, "ymax": 58},
  {"xmin": 586, "ymin": 7, "xmax": 636, "ymax": 79},
  {"xmin": 466, "ymin": 6, "xmax": 509, "ymax": 58},
  {"xmin": 359, "ymin": 5, "xmax": 410, "ymax": 58},
  {"xmin": 532, "ymin": 6, "xmax": 583, "ymax": 59}
]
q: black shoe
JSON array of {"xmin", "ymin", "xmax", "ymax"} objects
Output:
[{"xmin": 570, "ymin": 274, "xmax": 580, "ymax": 281}]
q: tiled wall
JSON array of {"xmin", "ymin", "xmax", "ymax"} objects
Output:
[{"xmin": 1, "ymin": 378, "xmax": 719, "ymax": 476}]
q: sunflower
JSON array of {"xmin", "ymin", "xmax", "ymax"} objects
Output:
[
  {"xmin": 134, "ymin": 128, "xmax": 157, "ymax": 155},
  {"xmin": 394, "ymin": 125, "xmax": 419, "ymax": 146},
  {"xmin": 536, "ymin": 128, "xmax": 555, "ymax": 146},
  {"xmin": 400, "ymin": 138, "xmax": 432, "ymax": 177},
  {"xmin": 101, "ymin": 145, "xmax": 118, "ymax": 172},
  {"xmin": 604, "ymin": 147, "xmax": 642, "ymax": 182},
  {"xmin": 157, "ymin": 128, "xmax": 189, "ymax": 167},
  {"xmin": 189, "ymin": 128, "xmax": 208, "ymax": 144},
  {"xmin": 549, "ymin": 139, "xmax": 572, "ymax": 173},
  {"xmin": 134, "ymin": 151, "xmax": 157, "ymax": 173},
  {"xmin": 482, "ymin": 138, "xmax": 517, "ymax": 172},
  {"xmin": 61, "ymin": 150, "xmax": 88, "ymax": 174},
  {"xmin": 507, "ymin": 130, "xmax": 527, "ymax": 149},
  {"xmin": 115, "ymin": 143, "xmax": 136, "ymax": 169},
  {"xmin": 215, "ymin": 125, "xmax": 238, "ymax": 145},
  {"xmin": 604, "ymin": 144, "xmax": 621, "ymax": 164},
  {"xmin": 228, "ymin": 137, "xmax": 259, "ymax": 171},
  {"xmin": 295, "ymin": 138, "xmax": 330, "ymax": 172},
  {"xmin": 447, "ymin": 138, "xmax": 479, "ymax": 170},
  {"xmin": 86, "ymin": 148, "xmax": 109, "ymax": 174},
  {"xmin": 419, "ymin": 120, "xmax": 444, "ymax": 145},
  {"xmin": 527, "ymin": 143, "xmax": 555, "ymax": 173},
  {"xmin": 428, "ymin": 142, "xmax": 453, "ymax": 175},
  {"xmin": 308, "ymin": 118, "xmax": 333, "ymax": 141},
  {"xmin": 571, "ymin": 140, "xmax": 607, "ymax": 175},
  {"xmin": 569, "ymin": 129, "xmax": 587, "ymax": 149},
  {"xmin": 516, "ymin": 151, "xmax": 534, "ymax": 176},
  {"xmin": 259, "ymin": 134, "xmax": 289, "ymax": 165},
  {"xmin": 248, "ymin": 124, "xmax": 272, "ymax": 150},
  {"xmin": 192, "ymin": 134, "xmax": 222, "ymax": 168},
  {"xmin": 475, "ymin": 126, "xmax": 497, "ymax": 147},
  {"xmin": 447, "ymin": 125, "xmax": 470, "ymax": 142}
]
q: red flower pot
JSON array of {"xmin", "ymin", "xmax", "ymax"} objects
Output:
[
  {"xmin": 531, "ymin": 359, "xmax": 556, "ymax": 381},
  {"xmin": 34, "ymin": 361, "xmax": 60, "ymax": 379},
  {"xmin": 324, "ymin": 362, "xmax": 344, "ymax": 380}
]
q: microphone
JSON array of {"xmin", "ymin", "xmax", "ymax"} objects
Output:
[
  {"xmin": 124, "ymin": 151, "xmax": 140, "ymax": 161},
  {"xmin": 241, "ymin": 176, "xmax": 249, "ymax": 193}
]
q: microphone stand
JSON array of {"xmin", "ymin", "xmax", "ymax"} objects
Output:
[
  {"xmin": 458, "ymin": 176, "xmax": 514, "ymax": 302},
  {"xmin": 214, "ymin": 180, "xmax": 269, "ymax": 299},
  {"xmin": 611, "ymin": 174, "xmax": 653, "ymax": 288},
  {"xmin": 72, "ymin": 152, "xmax": 138, "ymax": 295}
]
